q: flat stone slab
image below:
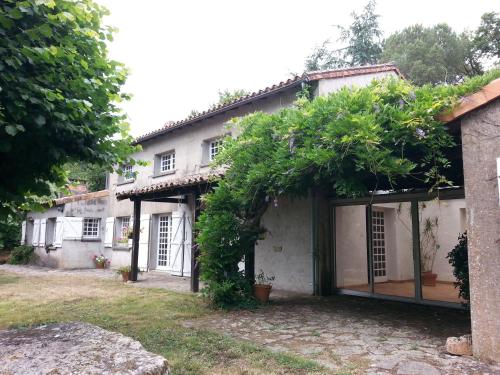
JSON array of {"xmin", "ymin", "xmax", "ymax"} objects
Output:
[{"xmin": 0, "ymin": 322, "xmax": 170, "ymax": 375}]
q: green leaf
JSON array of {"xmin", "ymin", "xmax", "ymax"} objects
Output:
[
  {"xmin": 5, "ymin": 125, "xmax": 18, "ymax": 136},
  {"xmin": 34, "ymin": 115, "xmax": 46, "ymax": 126}
]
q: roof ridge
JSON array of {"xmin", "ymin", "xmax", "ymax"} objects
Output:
[{"xmin": 135, "ymin": 64, "xmax": 400, "ymax": 143}]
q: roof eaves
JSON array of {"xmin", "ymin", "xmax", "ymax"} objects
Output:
[
  {"xmin": 134, "ymin": 75, "xmax": 307, "ymax": 144},
  {"xmin": 439, "ymin": 78, "xmax": 500, "ymax": 123}
]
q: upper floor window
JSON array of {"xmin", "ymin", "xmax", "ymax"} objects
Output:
[
  {"xmin": 160, "ymin": 152, "xmax": 175, "ymax": 172},
  {"xmin": 122, "ymin": 164, "xmax": 134, "ymax": 182},
  {"xmin": 83, "ymin": 218, "xmax": 100, "ymax": 238},
  {"xmin": 209, "ymin": 140, "xmax": 222, "ymax": 161}
]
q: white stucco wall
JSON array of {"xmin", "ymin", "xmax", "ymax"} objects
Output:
[
  {"xmin": 334, "ymin": 198, "xmax": 466, "ymax": 288},
  {"xmin": 316, "ymin": 71, "xmax": 398, "ymax": 96},
  {"xmin": 335, "ymin": 205, "xmax": 368, "ymax": 287},
  {"xmin": 255, "ymin": 196, "xmax": 313, "ymax": 294},
  {"xmin": 26, "ymin": 196, "xmax": 110, "ymax": 269},
  {"xmin": 419, "ymin": 199, "xmax": 466, "ymax": 282}
]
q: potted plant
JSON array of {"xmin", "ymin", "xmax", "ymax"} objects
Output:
[
  {"xmin": 254, "ymin": 270, "xmax": 275, "ymax": 303},
  {"xmin": 420, "ymin": 216, "xmax": 439, "ymax": 286},
  {"xmin": 116, "ymin": 265, "xmax": 131, "ymax": 282},
  {"xmin": 93, "ymin": 254, "xmax": 110, "ymax": 269}
]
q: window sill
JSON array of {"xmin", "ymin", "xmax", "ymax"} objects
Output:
[
  {"xmin": 113, "ymin": 246, "xmax": 131, "ymax": 251},
  {"xmin": 81, "ymin": 238, "xmax": 101, "ymax": 242},
  {"xmin": 117, "ymin": 180, "xmax": 135, "ymax": 186},
  {"xmin": 152, "ymin": 170, "xmax": 176, "ymax": 178}
]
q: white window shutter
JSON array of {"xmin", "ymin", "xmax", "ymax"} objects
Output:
[
  {"xmin": 183, "ymin": 214, "xmax": 192, "ymax": 277},
  {"xmin": 104, "ymin": 217, "xmax": 115, "ymax": 247},
  {"xmin": 138, "ymin": 214, "xmax": 150, "ymax": 270},
  {"xmin": 39, "ymin": 219, "xmax": 47, "ymax": 246},
  {"xmin": 21, "ymin": 221, "xmax": 26, "ymax": 245},
  {"xmin": 32, "ymin": 219, "xmax": 40, "ymax": 246},
  {"xmin": 128, "ymin": 215, "xmax": 133, "ymax": 247},
  {"xmin": 53, "ymin": 217, "xmax": 64, "ymax": 248},
  {"xmin": 169, "ymin": 211, "xmax": 184, "ymax": 275},
  {"xmin": 63, "ymin": 217, "xmax": 83, "ymax": 240}
]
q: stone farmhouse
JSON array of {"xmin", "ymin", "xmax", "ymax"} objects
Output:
[{"xmin": 21, "ymin": 64, "xmax": 500, "ymax": 362}]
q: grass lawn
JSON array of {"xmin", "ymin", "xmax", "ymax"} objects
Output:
[{"xmin": 0, "ymin": 270, "xmax": 328, "ymax": 375}]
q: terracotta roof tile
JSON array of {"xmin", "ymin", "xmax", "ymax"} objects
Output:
[
  {"xmin": 439, "ymin": 78, "xmax": 500, "ymax": 123},
  {"xmin": 115, "ymin": 172, "xmax": 222, "ymax": 200},
  {"xmin": 54, "ymin": 190, "xmax": 109, "ymax": 205},
  {"xmin": 135, "ymin": 63, "xmax": 400, "ymax": 143}
]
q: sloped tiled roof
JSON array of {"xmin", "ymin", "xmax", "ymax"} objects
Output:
[
  {"xmin": 115, "ymin": 173, "xmax": 222, "ymax": 200},
  {"xmin": 439, "ymin": 78, "xmax": 500, "ymax": 123},
  {"xmin": 135, "ymin": 63, "xmax": 401, "ymax": 144},
  {"xmin": 54, "ymin": 190, "xmax": 109, "ymax": 205}
]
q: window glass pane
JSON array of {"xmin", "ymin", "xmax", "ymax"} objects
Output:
[
  {"xmin": 160, "ymin": 153, "xmax": 175, "ymax": 172},
  {"xmin": 419, "ymin": 199, "xmax": 466, "ymax": 303},
  {"xmin": 83, "ymin": 218, "xmax": 99, "ymax": 238},
  {"xmin": 335, "ymin": 205, "xmax": 369, "ymax": 291},
  {"xmin": 372, "ymin": 202, "xmax": 415, "ymax": 298}
]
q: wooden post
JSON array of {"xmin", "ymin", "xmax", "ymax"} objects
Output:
[
  {"xmin": 190, "ymin": 193, "xmax": 201, "ymax": 292},
  {"xmin": 130, "ymin": 198, "xmax": 141, "ymax": 281}
]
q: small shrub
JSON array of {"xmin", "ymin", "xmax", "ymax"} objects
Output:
[
  {"xmin": 447, "ymin": 232, "xmax": 469, "ymax": 304},
  {"xmin": 0, "ymin": 215, "xmax": 21, "ymax": 250},
  {"xmin": 8, "ymin": 245, "xmax": 35, "ymax": 265}
]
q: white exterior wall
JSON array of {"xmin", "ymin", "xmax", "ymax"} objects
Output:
[
  {"xmin": 334, "ymin": 198, "xmax": 467, "ymax": 287},
  {"xmin": 255, "ymin": 196, "xmax": 313, "ymax": 294},
  {"xmin": 26, "ymin": 196, "xmax": 110, "ymax": 269},
  {"xmin": 316, "ymin": 72, "xmax": 397, "ymax": 96}
]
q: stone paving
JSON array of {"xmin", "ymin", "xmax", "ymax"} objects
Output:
[{"xmin": 185, "ymin": 296, "xmax": 500, "ymax": 374}]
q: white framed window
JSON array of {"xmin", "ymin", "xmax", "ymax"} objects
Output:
[
  {"xmin": 120, "ymin": 217, "xmax": 130, "ymax": 238},
  {"xmin": 122, "ymin": 164, "xmax": 133, "ymax": 182},
  {"xmin": 160, "ymin": 152, "xmax": 175, "ymax": 172},
  {"xmin": 209, "ymin": 140, "xmax": 222, "ymax": 161},
  {"xmin": 83, "ymin": 218, "xmax": 100, "ymax": 238}
]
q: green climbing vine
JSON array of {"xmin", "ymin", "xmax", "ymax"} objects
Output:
[{"xmin": 197, "ymin": 71, "xmax": 500, "ymax": 308}]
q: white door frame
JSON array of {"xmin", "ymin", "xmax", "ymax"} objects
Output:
[
  {"xmin": 372, "ymin": 209, "xmax": 388, "ymax": 283},
  {"xmin": 156, "ymin": 214, "xmax": 172, "ymax": 271}
]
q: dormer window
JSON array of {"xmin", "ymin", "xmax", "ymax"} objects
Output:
[{"xmin": 160, "ymin": 152, "xmax": 175, "ymax": 172}]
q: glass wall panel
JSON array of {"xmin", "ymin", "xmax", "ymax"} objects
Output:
[
  {"xmin": 418, "ymin": 199, "xmax": 466, "ymax": 303},
  {"xmin": 335, "ymin": 205, "xmax": 369, "ymax": 291},
  {"xmin": 372, "ymin": 202, "xmax": 415, "ymax": 298}
]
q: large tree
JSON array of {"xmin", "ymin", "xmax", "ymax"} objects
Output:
[
  {"xmin": 0, "ymin": 0, "xmax": 138, "ymax": 218},
  {"xmin": 381, "ymin": 24, "xmax": 481, "ymax": 85},
  {"xmin": 305, "ymin": 0, "xmax": 382, "ymax": 71}
]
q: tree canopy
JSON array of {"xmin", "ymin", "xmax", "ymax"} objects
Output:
[
  {"xmin": 305, "ymin": 1, "xmax": 500, "ymax": 85},
  {"xmin": 0, "ymin": 0, "xmax": 138, "ymax": 218},
  {"xmin": 381, "ymin": 24, "xmax": 480, "ymax": 85},
  {"xmin": 197, "ymin": 71, "xmax": 500, "ymax": 308},
  {"xmin": 216, "ymin": 89, "xmax": 250, "ymax": 106},
  {"xmin": 305, "ymin": 0, "xmax": 382, "ymax": 71}
]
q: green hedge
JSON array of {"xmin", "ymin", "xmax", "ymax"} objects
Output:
[{"xmin": 8, "ymin": 245, "xmax": 36, "ymax": 265}]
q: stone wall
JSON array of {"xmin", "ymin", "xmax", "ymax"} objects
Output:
[{"xmin": 461, "ymin": 98, "xmax": 500, "ymax": 362}]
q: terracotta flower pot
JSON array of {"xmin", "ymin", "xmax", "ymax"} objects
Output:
[
  {"xmin": 421, "ymin": 271, "xmax": 438, "ymax": 286},
  {"xmin": 254, "ymin": 284, "xmax": 272, "ymax": 303},
  {"xmin": 96, "ymin": 262, "xmax": 105, "ymax": 269},
  {"xmin": 121, "ymin": 271, "xmax": 130, "ymax": 282}
]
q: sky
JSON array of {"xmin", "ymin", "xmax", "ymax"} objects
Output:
[{"xmin": 96, "ymin": 0, "xmax": 500, "ymax": 137}]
